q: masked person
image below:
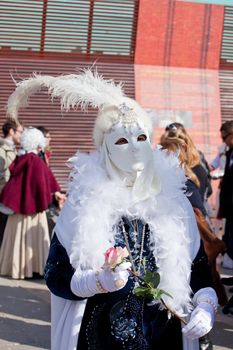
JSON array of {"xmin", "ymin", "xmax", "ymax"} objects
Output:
[{"xmin": 6, "ymin": 71, "xmax": 217, "ymax": 350}]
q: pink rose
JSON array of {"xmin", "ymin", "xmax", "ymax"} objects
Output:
[{"xmin": 103, "ymin": 246, "xmax": 129, "ymax": 269}]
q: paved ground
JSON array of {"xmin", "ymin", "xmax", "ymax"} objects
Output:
[
  {"xmin": 0, "ymin": 277, "xmax": 50, "ymax": 350},
  {"xmin": 210, "ymin": 266, "xmax": 233, "ymax": 350},
  {"xmin": 0, "ymin": 268, "xmax": 232, "ymax": 350}
]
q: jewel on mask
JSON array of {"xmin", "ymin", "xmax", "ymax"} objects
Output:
[
  {"xmin": 118, "ymin": 103, "xmax": 138, "ymax": 125},
  {"xmin": 119, "ymin": 103, "xmax": 131, "ymax": 115}
]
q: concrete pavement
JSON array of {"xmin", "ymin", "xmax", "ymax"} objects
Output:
[
  {"xmin": 210, "ymin": 267, "xmax": 233, "ymax": 350},
  {"xmin": 0, "ymin": 277, "xmax": 50, "ymax": 350},
  {"xmin": 0, "ymin": 270, "xmax": 232, "ymax": 350}
]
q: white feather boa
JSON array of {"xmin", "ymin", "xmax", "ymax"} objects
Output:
[{"xmin": 55, "ymin": 148, "xmax": 200, "ymax": 317}]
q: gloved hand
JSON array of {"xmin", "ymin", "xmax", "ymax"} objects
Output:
[
  {"xmin": 182, "ymin": 302, "xmax": 214, "ymax": 339},
  {"xmin": 98, "ymin": 261, "xmax": 131, "ymax": 292},
  {"xmin": 182, "ymin": 287, "xmax": 217, "ymax": 340},
  {"xmin": 70, "ymin": 261, "xmax": 131, "ymax": 298}
]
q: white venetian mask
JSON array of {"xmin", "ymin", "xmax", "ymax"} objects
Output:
[
  {"xmin": 104, "ymin": 122, "xmax": 153, "ymax": 174},
  {"xmin": 101, "ymin": 121, "xmax": 161, "ymax": 202}
]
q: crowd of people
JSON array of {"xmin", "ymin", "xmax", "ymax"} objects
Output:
[{"xmin": 0, "ymin": 70, "xmax": 232, "ymax": 350}]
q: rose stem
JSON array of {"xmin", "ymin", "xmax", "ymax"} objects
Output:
[{"xmin": 128, "ymin": 269, "xmax": 187, "ymax": 325}]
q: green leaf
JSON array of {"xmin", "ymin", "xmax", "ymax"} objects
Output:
[
  {"xmin": 134, "ymin": 286, "xmax": 150, "ymax": 297},
  {"xmin": 149, "ymin": 288, "xmax": 161, "ymax": 300},
  {"xmin": 144, "ymin": 271, "xmax": 160, "ymax": 288},
  {"xmin": 133, "ymin": 268, "xmax": 173, "ymax": 303}
]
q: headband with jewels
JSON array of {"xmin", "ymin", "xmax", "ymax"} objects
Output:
[{"xmin": 6, "ymin": 69, "xmax": 152, "ymax": 147}]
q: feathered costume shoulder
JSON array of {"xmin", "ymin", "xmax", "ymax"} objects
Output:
[{"xmin": 55, "ymin": 147, "xmax": 199, "ymax": 316}]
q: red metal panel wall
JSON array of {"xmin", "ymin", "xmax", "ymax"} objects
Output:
[
  {"xmin": 0, "ymin": 0, "xmax": 139, "ymax": 190},
  {"xmin": 0, "ymin": 0, "xmax": 139, "ymax": 61},
  {"xmin": 0, "ymin": 59, "xmax": 135, "ymax": 190},
  {"xmin": 219, "ymin": 66, "xmax": 233, "ymax": 122},
  {"xmin": 135, "ymin": 0, "xmax": 224, "ymax": 69}
]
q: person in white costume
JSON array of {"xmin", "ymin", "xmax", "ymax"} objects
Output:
[{"xmin": 6, "ymin": 70, "xmax": 217, "ymax": 350}]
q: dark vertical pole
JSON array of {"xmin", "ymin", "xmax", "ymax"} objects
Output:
[
  {"xmin": 130, "ymin": 0, "xmax": 139, "ymax": 61},
  {"xmin": 40, "ymin": 0, "xmax": 48, "ymax": 54},
  {"xmin": 87, "ymin": 0, "xmax": 94, "ymax": 55}
]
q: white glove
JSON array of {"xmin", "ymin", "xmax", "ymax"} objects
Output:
[
  {"xmin": 70, "ymin": 261, "xmax": 131, "ymax": 298},
  {"xmin": 182, "ymin": 302, "xmax": 214, "ymax": 339},
  {"xmin": 182, "ymin": 287, "xmax": 217, "ymax": 340},
  {"xmin": 98, "ymin": 262, "xmax": 131, "ymax": 292}
]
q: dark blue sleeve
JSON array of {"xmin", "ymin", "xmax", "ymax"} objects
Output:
[
  {"xmin": 190, "ymin": 242, "xmax": 214, "ymax": 294},
  {"xmin": 185, "ymin": 179, "xmax": 207, "ymax": 216},
  {"xmin": 44, "ymin": 233, "xmax": 84, "ymax": 300}
]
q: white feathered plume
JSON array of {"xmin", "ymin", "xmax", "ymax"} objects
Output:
[
  {"xmin": 7, "ymin": 74, "xmax": 55, "ymax": 120},
  {"xmin": 49, "ymin": 70, "xmax": 125, "ymax": 112},
  {"xmin": 7, "ymin": 70, "xmax": 125, "ymax": 120}
]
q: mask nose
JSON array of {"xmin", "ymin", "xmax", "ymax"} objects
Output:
[{"xmin": 130, "ymin": 140, "xmax": 141, "ymax": 153}]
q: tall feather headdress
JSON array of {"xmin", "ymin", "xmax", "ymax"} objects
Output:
[{"xmin": 7, "ymin": 69, "xmax": 152, "ymax": 147}]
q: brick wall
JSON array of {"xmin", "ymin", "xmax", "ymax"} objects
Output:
[
  {"xmin": 134, "ymin": 0, "xmax": 225, "ymax": 208},
  {"xmin": 135, "ymin": 0, "xmax": 224, "ymax": 69}
]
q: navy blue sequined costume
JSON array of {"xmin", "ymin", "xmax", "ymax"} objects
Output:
[{"xmin": 45, "ymin": 217, "xmax": 212, "ymax": 350}]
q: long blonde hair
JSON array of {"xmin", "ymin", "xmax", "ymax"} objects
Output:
[{"xmin": 160, "ymin": 123, "xmax": 200, "ymax": 187}]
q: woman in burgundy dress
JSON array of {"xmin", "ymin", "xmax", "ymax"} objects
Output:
[{"xmin": 0, "ymin": 127, "xmax": 60, "ymax": 279}]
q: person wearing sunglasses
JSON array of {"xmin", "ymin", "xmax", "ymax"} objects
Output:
[
  {"xmin": 163, "ymin": 123, "xmax": 212, "ymax": 205},
  {"xmin": 160, "ymin": 123, "xmax": 229, "ymax": 348}
]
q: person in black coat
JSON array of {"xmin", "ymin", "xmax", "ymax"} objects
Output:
[
  {"xmin": 219, "ymin": 121, "xmax": 233, "ymax": 314},
  {"xmin": 219, "ymin": 121, "xmax": 233, "ymax": 259}
]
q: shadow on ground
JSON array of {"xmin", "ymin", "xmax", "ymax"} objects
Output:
[
  {"xmin": 0, "ymin": 283, "xmax": 50, "ymax": 349},
  {"xmin": 210, "ymin": 318, "xmax": 233, "ymax": 349}
]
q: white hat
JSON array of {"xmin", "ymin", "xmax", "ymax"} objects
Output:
[
  {"xmin": 21, "ymin": 127, "xmax": 45, "ymax": 152},
  {"xmin": 7, "ymin": 70, "xmax": 152, "ymax": 148}
]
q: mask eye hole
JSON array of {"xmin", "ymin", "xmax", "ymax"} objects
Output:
[
  {"xmin": 115, "ymin": 138, "xmax": 128, "ymax": 145},
  {"xmin": 137, "ymin": 134, "xmax": 147, "ymax": 142}
]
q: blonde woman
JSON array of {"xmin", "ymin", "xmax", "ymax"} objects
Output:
[{"xmin": 161, "ymin": 123, "xmax": 210, "ymax": 200}]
